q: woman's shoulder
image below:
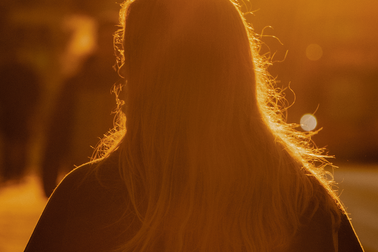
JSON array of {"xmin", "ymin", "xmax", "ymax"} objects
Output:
[
  {"xmin": 288, "ymin": 175, "xmax": 364, "ymax": 252},
  {"xmin": 56, "ymin": 150, "xmax": 123, "ymax": 194},
  {"xmin": 25, "ymin": 150, "xmax": 133, "ymax": 252},
  {"xmin": 41, "ymin": 149, "xmax": 129, "ymax": 234}
]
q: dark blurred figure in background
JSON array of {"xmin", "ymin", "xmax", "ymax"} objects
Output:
[
  {"xmin": 41, "ymin": 19, "xmax": 118, "ymax": 197},
  {"xmin": 0, "ymin": 6, "xmax": 42, "ymax": 184},
  {"xmin": 0, "ymin": 60, "xmax": 41, "ymax": 183}
]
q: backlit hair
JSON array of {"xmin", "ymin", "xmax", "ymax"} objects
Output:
[{"xmin": 97, "ymin": 0, "xmax": 343, "ymax": 251}]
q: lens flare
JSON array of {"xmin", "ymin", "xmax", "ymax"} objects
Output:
[{"xmin": 300, "ymin": 114, "xmax": 317, "ymax": 131}]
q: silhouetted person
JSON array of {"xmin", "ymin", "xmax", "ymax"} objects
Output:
[
  {"xmin": 41, "ymin": 20, "xmax": 118, "ymax": 197},
  {"xmin": 0, "ymin": 61, "xmax": 40, "ymax": 183},
  {"xmin": 26, "ymin": 0, "xmax": 364, "ymax": 251}
]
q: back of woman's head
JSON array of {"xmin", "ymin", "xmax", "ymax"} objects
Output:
[
  {"xmin": 122, "ymin": 0, "xmax": 258, "ymax": 136},
  {"xmin": 109, "ymin": 0, "xmax": 342, "ymax": 251}
]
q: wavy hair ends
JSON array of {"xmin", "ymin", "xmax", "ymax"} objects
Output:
[{"xmin": 93, "ymin": 0, "xmax": 347, "ymax": 251}]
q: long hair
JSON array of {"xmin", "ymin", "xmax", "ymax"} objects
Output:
[{"xmin": 98, "ymin": 0, "xmax": 343, "ymax": 251}]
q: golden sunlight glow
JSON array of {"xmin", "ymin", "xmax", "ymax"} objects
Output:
[
  {"xmin": 65, "ymin": 15, "xmax": 97, "ymax": 56},
  {"xmin": 300, "ymin": 114, "xmax": 317, "ymax": 131},
  {"xmin": 60, "ymin": 15, "xmax": 97, "ymax": 77},
  {"xmin": 306, "ymin": 44, "xmax": 323, "ymax": 61}
]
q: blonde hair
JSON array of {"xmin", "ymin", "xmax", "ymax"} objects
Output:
[{"xmin": 97, "ymin": 0, "xmax": 343, "ymax": 251}]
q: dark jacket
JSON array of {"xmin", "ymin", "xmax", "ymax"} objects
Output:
[{"xmin": 25, "ymin": 152, "xmax": 364, "ymax": 252}]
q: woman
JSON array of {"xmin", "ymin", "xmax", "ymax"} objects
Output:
[{"xmin": 25, "ymin": 0, "xmax": 364, "ymax": 251}]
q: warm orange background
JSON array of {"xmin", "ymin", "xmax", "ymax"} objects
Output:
[{"xmin": 0, "ymin": 0, "xmax": 377, "ymax": 251}]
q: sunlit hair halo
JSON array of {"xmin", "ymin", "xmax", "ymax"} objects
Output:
[
  {"xmin": 110, "ymin": 0, "xmax": 333, "ymax": 173},
  {"xmin": 95, "ymin": 0, "xmax": 343, "ymax": 251}
]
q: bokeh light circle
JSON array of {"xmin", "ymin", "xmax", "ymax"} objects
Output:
[
  {"xmin": 300, "ymin": 114, "xmax": 317, "ymax": 131},
  {"xmin": 306, "ymin": 44, "xmax": 323, "ymax": 61}
]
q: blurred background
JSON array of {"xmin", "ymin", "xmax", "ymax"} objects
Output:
[
  {"xmin": 247, "ymin": 0, "xmax": 378, "ymax": 162},
  {"xmin": 0, "ymin": 0, "xmax": 377, "ymax": 251}
]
